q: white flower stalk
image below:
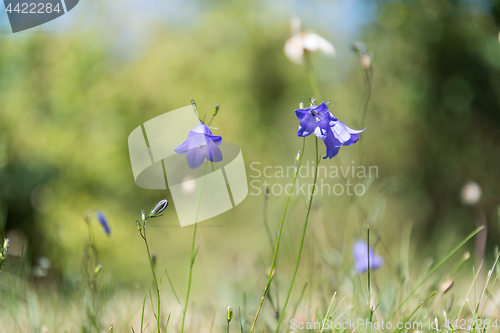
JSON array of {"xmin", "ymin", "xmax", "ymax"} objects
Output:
[{"xmin": 284, "ymin": 18, "xmax": 335, "ymax": 64}]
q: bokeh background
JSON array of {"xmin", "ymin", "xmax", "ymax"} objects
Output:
[{"xmin": 1, "ymin": 0, "xmax": 500, "ymax": 331}]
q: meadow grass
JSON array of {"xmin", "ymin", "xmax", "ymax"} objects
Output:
[{"xmin": 1, "ymin": 32, "xmax": 499, "ymax": 333}]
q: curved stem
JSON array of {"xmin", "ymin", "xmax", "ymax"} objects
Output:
[
  {"xmin": 360, "ymin": 68, "xmax": 372, "ymax": 129},
  {"xmin": 274, "ymin": 137, "xmax": 320, "ymax": 333},
  {"xmin": 249, "ymin": 138, "xmax": 306, "ymax": 333}
]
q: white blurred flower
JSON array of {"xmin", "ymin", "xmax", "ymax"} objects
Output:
[
  {"xmin": 461, "ymin": 181, "xmax": 482, "ymax": 205},
  {"xmin": 284, "ymin": 18, "xmax": 335, "ymax": 64},
  {"xmin": 181, "ymin": 176, "xmax": 196, "ymax": 195}
]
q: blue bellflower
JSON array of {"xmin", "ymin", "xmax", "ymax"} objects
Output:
[
  {"xmin": 174, "ymin": 123, "xmax": 223, "ymax": 169},
  {"xmin": 323, "ymin": 120, "xmax": 366, "ymax": 159},
  {"xmin": 295, "ymin": 102, "xmax": 336, "ymax": 140},
  {"xmin": 352, "ymin": 240, "xmax": 384, "ymax": 273},
  {"xmin": 96, "ymin": 211, "xmax": 111, "ymax": 236},
  {"xmin": 294, "ymin": 101, "xmax": 365, "ymax": 159}
]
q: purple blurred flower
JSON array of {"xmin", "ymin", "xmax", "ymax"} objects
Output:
[
  {"xmin": 295, "ymin": 102, "xmax": 336, "ymax": 140},
  {"xmin": 352, "ymin": 240, "xmax": 383, "ymax": 273},
  {"xmin": 174, "ymin": 123, "xmax": 223, "ymax": 169},
  {"xmin": 96, "ymin": 211, "xmax": 111, "ymax": 236},
  {"xmin": 323, "ymin": 120, "xmax": 366, "ymax": 159}
]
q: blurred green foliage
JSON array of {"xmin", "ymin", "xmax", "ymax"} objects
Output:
[{"xmin": 0, "ymin": 0, "xmax": 498, "ymax": 291}]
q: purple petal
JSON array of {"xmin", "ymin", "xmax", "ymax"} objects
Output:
[
  {"xmin": 97, "ymin": 211, "xmax": 111, "ymax": 236},
  {"xmin": 207, "ymin": 139, "xmax": 223, "ymax": 163},
  {"xmin": 330, "ymin": 122, "xmax": 352, "ymax": 144},
  {"xmin": 323, "ymin": 143, "xmax": 340, "ymax": 159},
  {"xmin": 174, "ymin": 132, "xmax": 203, "ymax": 154},
  {"xmin": 323, "ymin": 128, "xmax": 342, "ymax": 159},
  {"xmin": 314, "ymin": 102, "xmax": 329, "ymax": 114},
  {"xmin": 297, "ymin": 119, "xmax": 316, "ymax": 137},
  {"xmin": 352, "ymin": 240, "xmax": 384, "ymax": 273},
  {"xmin": 295, "ymin": 109, "xmax": 310, "ymax": 121},
  {"xmin": 208, "ymin": 134, "xmax": 223, "ymax": 146},
  {"xmin": 186, "ymin": 146, "xmax": 208, "ymax": 169},
  {"xmin": 345, "ymin": 125, "xmax": 366, "ymax": 135},
  {"xmin": 343, "ymin": 133, "xmax": 359, "ymax": 146},
  {"xmin": 193, "ymin": 123, "xmax": 213, "ymax": 135}
]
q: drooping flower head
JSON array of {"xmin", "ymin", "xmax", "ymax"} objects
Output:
[
  {"xmin": 323, "ymin": 120, "xmax": 366, "ymax": 159},
  {"xmin": 352, "ymin": 240, "xmax": 384, "ymax": 273},
  {"xmin": 96, "ymin": 211, "xmax": 111, "ymax": 236},
  {"xmin": 294, "ymin": 101, "xmax": 365, "ymax": 159},
  {"xmin": 150, "ymin": 199, "xmax": 168, "ymax": 217},
  {"xmin": 295, "ymin": 102, "xmax": 336, "ymax": 140},
  {"xmin": 174, "ymin": 123, "xmax": 223, "ymax": 169}
]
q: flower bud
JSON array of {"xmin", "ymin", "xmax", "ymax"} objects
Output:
[
  {"xmin": 299, "ymin": 102, "xmax": 304, "ymax": 109},
  {"xmin": 227, "ymin": 306, "xmax": 233, "ymax": 322},
  {"xmin": 0, "ymin": 252, "xmax": 3, "ymax": 260},
  {"xmin": 295, "ymin": 151, "xmax": 302, "ymax": 168},
  {"xmin": 150, "ymin": 199, "xmax": 168, "ymax": 217},
  {"xmin": 351, "ymin": 41, "xmax": 368, "ymax": 55},
  {"xmin": 213, "ymin": 104, "xmax": 220, "ymax": 117},
  {"xmin": 360, "ymin": 54, "xmax": 371, "ymax": 70},
  {"xmin": 3, "ymin": 239, "xmax": 9, "ymax": 252},
  {"xmin": 136, "ymin": 221, "xmax": 142, "ymax": 231},
  {"xmin": 95, "ymin": 264, "xmax": 102, "ymax": 275},
  {"xmin": 310, "ymin": 97, "xmax": 316, "ymax": 106},
  {"xmin": 141, "ymin": 210, "xmax": 146, "ymax": 222},
  {"xmin": 440, "ymin": 278, "xmax": 454, "ymax": 294}
]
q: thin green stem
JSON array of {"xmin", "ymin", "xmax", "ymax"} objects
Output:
[
  {"xmin": 248, "ymin": 139, "xmax": 306, "ymax": 333},
  {"xmin": 85, "ymin": 218, "xmax": 100, "ymax": 333},
  {"xmin": 181, "ymin": 223, "xmax": 197, "ymax": 333},
  {"xmin": 274, "ymin": 137, "xmax": 320, "ymax": 333},
  {"xmin": 181, "ymin": 162, "xmax": 207, "ymax": 333},
  {"xmin": 142, "ymin": 226, "xmax": 161, "ymax": 333},
  {"xmin": 360, "ymin": 68, "xmax": 372, "ymax": 129},
  {"xmin": 305, "ymin": 53, "xmax": 320, "ymax": 100},
  {"xmin": 319, "ymin": 292, "xmax": 336, "ymax": 333},
  {"xmin": 367, "ymin": 225, "xmax": 372, "ymax": 323}
]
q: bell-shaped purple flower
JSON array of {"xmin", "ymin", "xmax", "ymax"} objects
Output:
[
  {"xmin": 352, "ymin": 240, "xmax": 383, "ymax": 273},
  {"xmin": 323, "ymin": 120, "xmax": 366, "ymax": 159},
  {"xmin": 96, "ymin": 211, "xmax": 111, "ymax": 236},
  {"xmin": 295, "ymin": 102, "xmax": 336, "ymax": 140},
  {"xmin": 174, "ymin": 123, "xmax": 223, "ymax": 169}
]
